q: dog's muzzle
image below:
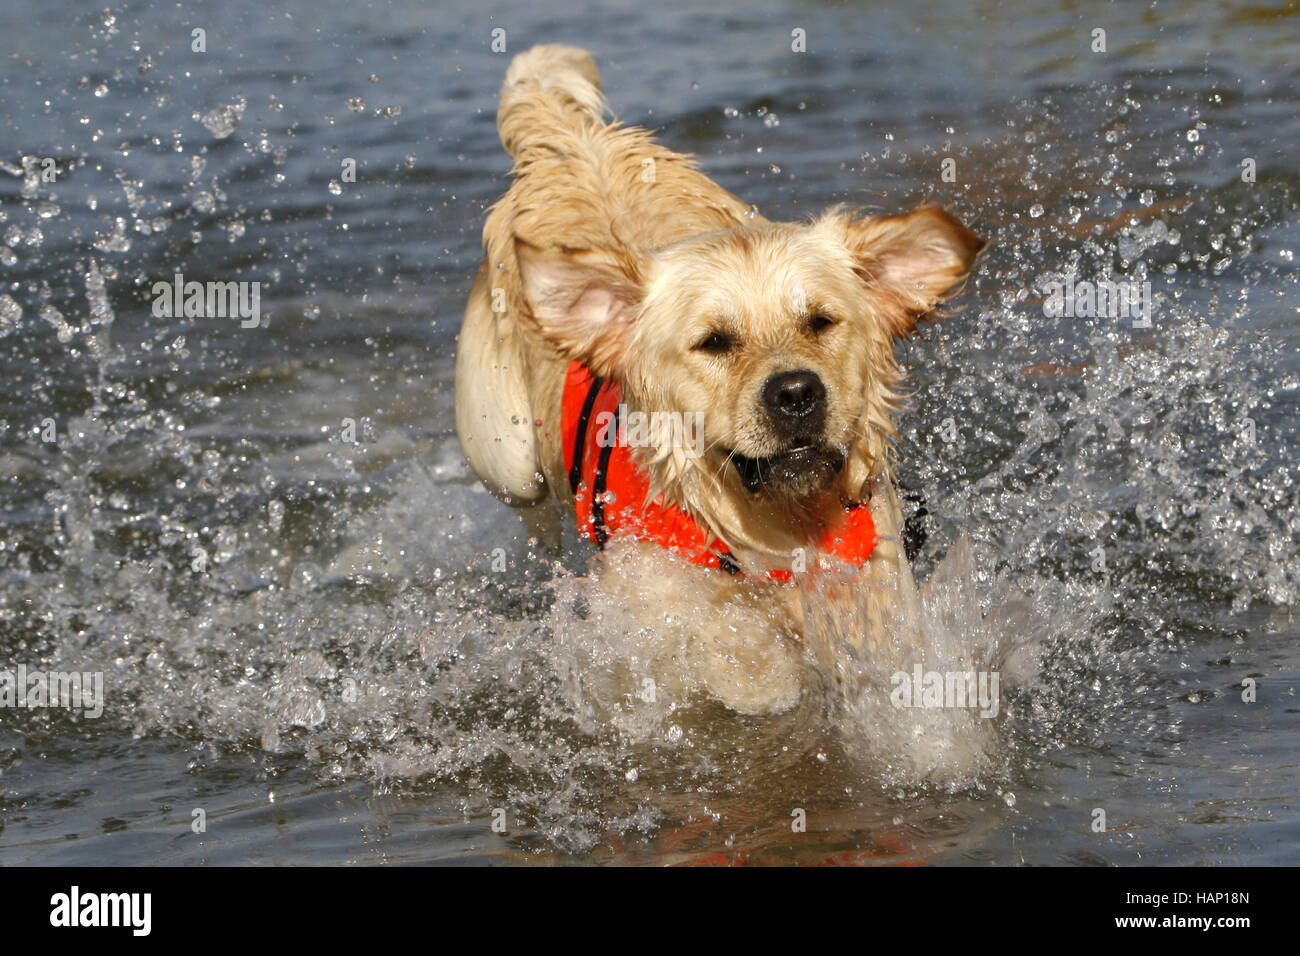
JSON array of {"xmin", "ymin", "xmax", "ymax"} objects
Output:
[{"xmin": 732, "ymin": 444, "xmax": 844, "ymax": 494}]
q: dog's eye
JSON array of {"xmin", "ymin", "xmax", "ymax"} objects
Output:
[
  {"xmin": 807, "ymin": 313, "xmax": 836, "ymax": 334},
  {"xmin": 694, "ymin": 331, "xmax": 735, "ymax": 354}
]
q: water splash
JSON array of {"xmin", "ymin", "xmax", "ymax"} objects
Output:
[{"xmin": 0, "ymin": 44, "xmax": 1296, "ymax": 859}]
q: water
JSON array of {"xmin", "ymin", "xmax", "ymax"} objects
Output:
[{"xmin": 1, "ymin": 0, "xmax": 1297, "ymax": 865}]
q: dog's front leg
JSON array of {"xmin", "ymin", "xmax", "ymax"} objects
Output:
[
  {"xmin": 783, "ymin": 479, "xmax": 925, "ymax": 682},
  {"xmin": 589, "ymin": 540, "xmax": 804, "ymax": 716},
  {"xmin": 682, "ymin": 590, "xmax": 804, "ymax": 716},
  {"xmin": 861, "ymin": 478, "xmax": 925, "ymax": 651}
]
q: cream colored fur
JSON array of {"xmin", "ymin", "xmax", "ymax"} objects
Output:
[{"xmin": 456, "ymin": 45, "xmax": 982, "ymax": 714}]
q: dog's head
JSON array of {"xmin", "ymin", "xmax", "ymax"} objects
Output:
[{"xmin": 517, "ymin": 206, "xmax": 983, "ymax": 542}]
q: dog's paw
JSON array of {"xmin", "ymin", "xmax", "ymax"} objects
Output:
[{"xmin": 687, "ymin": 618, "xmax": 803, "ymax": 716}]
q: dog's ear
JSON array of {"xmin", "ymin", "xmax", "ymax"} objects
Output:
[
  {"xmin": 514, "ymin": 238, "xmax": 644, "ymax": 378},
  {"xmin": 841, "ymin": 206, "xmax": 984, "ymax": 337}
]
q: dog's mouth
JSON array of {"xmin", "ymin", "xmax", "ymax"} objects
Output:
[{"xmin": 730, "ymin": 445, "xmax": 844, "ymax": 495}]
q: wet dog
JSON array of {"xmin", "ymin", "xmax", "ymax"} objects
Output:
[{"xmin": 456, "ymin": 45, "xmax": 983, "ymax": 714}]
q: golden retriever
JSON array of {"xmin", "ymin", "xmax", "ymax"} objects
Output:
[{"xmin": 456, "ymin": 45, "xmax": 983, "ymax": 714}]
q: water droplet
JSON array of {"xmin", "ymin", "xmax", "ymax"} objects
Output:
[
  {"xmin": 0, "ymin": 293, "xmax": 22, "ymax": 334},
  {"xmin": 200, "ymin": 102, "xmax": 245, "ymax": 139},
  {"xmin": 267, "ymin": 499, "xmax": 285, "ymax": 532},
  {"xmin": 1029, "ymin": 203, "xmax": 1044, "ymax": 218},
  {"xmin": 40, "ymin": 304, "xmax": 73, "ymax": 342},
  {"xmin": 328, "ymin": 180, "xmax": 342, "ymax": 196},
  {"xmin": 92, "ymin": 217, "xmax": 131, "ymax": 252}
]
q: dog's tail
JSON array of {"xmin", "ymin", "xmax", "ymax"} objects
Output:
[{"xmin": 497, "ymin": 44, "xmax": 606, "ymax": 160}]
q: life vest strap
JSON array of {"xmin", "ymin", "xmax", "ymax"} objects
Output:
[
  {"xmin": 568, "ymin": 373, "xmax": 604, "ymax": 497},
  {"xmin": 591, "ymin": 400, "xmax": 618, "ymax": 548}
]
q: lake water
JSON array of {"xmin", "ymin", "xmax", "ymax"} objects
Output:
[{"xmin": 1, "ymin": 0, "xmax": 1297, "ymax": 865}]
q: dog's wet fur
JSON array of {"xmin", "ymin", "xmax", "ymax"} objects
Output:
[{"xmin": 456, "ymin": 45, "xmax": 984, "ymax": 713}]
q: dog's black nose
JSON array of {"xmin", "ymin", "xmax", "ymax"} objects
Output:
[{"xmin": 762, "ymin": 370, "xmax": 826, "ymax": 428}]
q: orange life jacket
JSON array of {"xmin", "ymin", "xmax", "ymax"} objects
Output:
[{"xmin": 560, "ymin": 361, "xmax": 876, "ymax": 578}]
